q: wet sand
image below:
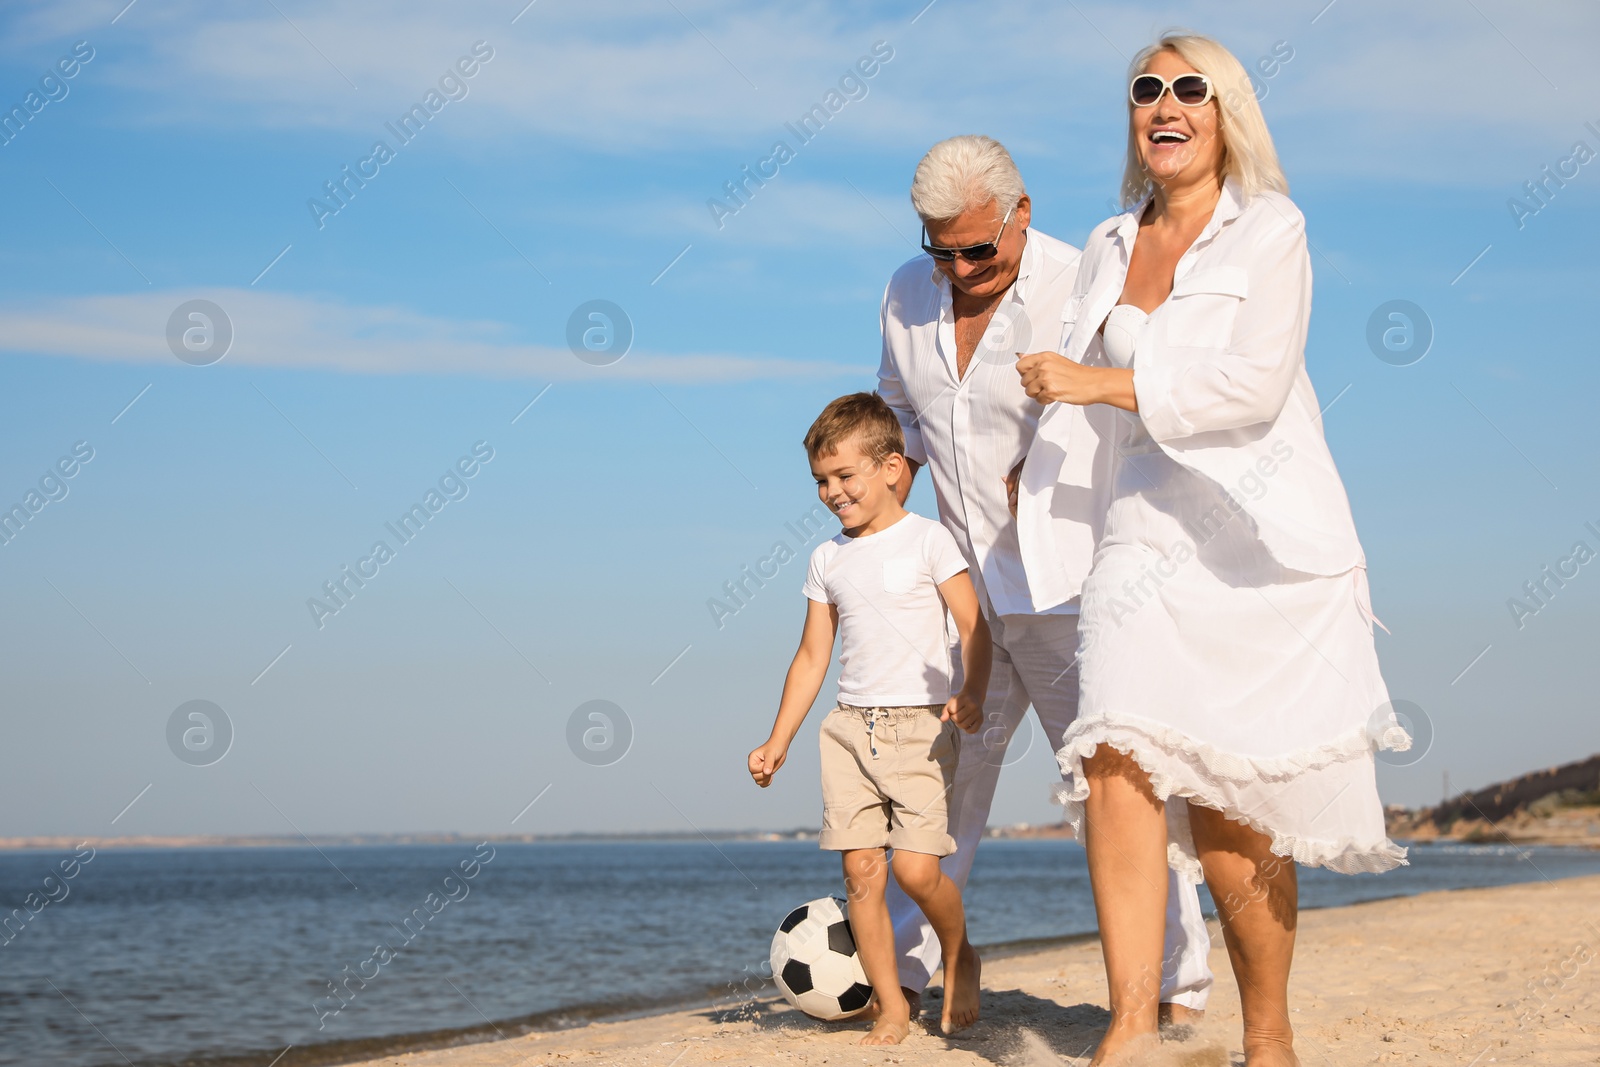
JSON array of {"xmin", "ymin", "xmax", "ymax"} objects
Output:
[{"xmin": 338, "ymin": 873, "xmax": 1600, "ymax": 1066}]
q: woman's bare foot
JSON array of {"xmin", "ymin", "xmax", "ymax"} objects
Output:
[
  {"xmin": 940, "ymin": 941, "xmax": 981, "ymax": 1034},
  {"xmin": 1242, "ymin": 1039, "xmax": 1299, "ymax": 1066},
  {"xmin": 860, "ymin": 1007, "xmax": 912, "ymax": 1046}
]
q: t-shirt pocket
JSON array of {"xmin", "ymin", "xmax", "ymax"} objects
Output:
[{"xmin": 882, "ymin": 558, "xmax": 918, "ymax": 595}]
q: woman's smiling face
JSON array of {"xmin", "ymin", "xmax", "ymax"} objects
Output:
[{"xmin": 1132, "ymin": 49, "xmax": 1224, "ymax": 189}]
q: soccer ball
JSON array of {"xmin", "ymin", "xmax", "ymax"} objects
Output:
[{"xmin": 769, "ymin": 895, "xmax": 873, "ymax": 1020}]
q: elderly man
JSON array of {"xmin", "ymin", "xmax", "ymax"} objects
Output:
[{"xmin": 877, "ymin": 134, "xmax": 1212, "ymax": 1023}]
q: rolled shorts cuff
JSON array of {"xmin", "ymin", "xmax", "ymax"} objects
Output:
[
  {"xmin": 819, "ymin": 828, "xmax": 893, "ymax": 852},
  {"xmin": 887, "ymin": 827, "xmax": 956, "ymax": 857}
]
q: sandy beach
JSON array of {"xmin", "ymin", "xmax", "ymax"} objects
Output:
[{"xmin": 331, "ymin": 872, "xmax": 1599, "ymax": 1067}]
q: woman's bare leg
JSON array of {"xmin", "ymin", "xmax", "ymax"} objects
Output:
[
  {"xmin": 1081, "ymin": 745, "xmax": 1169, "ymax": 1064},
  {"xmin": 1187, "ymin": 803, "xmax": 1299, "ymax": 1067}
]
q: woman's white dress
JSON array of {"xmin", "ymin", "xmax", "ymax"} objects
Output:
[{"xmin": 1056, "ymin": 290, "xmax": 1408, "ymax": 880}]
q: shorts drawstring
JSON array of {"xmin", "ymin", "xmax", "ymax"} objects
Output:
[{"xmin": 865, "ymin": 708, "xmax": 881, "ymax": 760}]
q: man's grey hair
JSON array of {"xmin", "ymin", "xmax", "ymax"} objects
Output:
[{"xmin": 909, "ymin": 135, "xmax": 1025, "ymax": 222}]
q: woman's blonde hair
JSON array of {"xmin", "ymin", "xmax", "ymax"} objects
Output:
[{"xmin": 1120, "ymin": 32, "xmax": 1288, "ymax": 208}]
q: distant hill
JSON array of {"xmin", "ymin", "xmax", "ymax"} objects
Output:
[{"xmin": 1388, "ymin": 753, "xmax": 1600, "ymax": 847}]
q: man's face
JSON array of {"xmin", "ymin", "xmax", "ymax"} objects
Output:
[{"xmin": 922, "ymin": 194, "xmax": 1031, "ymax": 300}]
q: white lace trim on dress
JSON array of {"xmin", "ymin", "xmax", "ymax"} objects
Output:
[{"xmin": 1051, "ymin": 715, "xmax": 1410, "ymax": 881}]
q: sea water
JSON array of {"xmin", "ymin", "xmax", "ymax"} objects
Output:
[{"xmin": 3, "ymin": 838, "xmax": 1597, "ymax": 1067}]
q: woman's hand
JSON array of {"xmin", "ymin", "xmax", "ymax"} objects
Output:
[{"xmin": 1017, "ymin": 352, "xmax": 1137, "ymax": 411}]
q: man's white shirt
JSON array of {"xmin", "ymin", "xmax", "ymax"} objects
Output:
[{"xmin": 878, "ymin": 229, "xmax": 1104, "ymax": 617}]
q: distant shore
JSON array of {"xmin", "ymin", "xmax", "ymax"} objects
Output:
[
  {"xmin": 322, "ymin": 873, "xmax": 1600, "ymax": 1067},
  {"xmin": 0, "ymin": 830, "xmax": 819, "ymax": 852},
  {"xmin": 7, "ymin": 803, "xmax": 1598, "ymax": 852}
]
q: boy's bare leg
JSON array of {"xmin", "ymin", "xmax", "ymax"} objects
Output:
[
  {"xmin": 842, "ymin": 849, "xmax": 911, "ymax": 1046},
  {"xmin": 862, "ymin": 987, "xmax": 921, "ymax": 1021},
  {"xmin": 891, "ymin": 849, "xmax": 980, "ymax": 1034}
]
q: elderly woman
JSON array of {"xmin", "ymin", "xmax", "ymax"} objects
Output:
[{"xmin": 1015, "ymin": 33, "xmax": 1409, "ymax": 1066}]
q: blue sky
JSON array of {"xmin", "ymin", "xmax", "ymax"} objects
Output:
[{"xmin": 1, "ymin": 0, "xmax": 1596, "ymax": 839}]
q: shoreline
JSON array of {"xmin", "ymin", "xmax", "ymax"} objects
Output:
[
  {"xmin": 170, "ymin": 867, "xmax": 1600, "ymax": 1067},
  {"xmin": 316, "ymin": 872, "xmax": 1600, "ymax": 1067},
  {"xmin": 175, "ymin": 930, "xmax": 1116, "ymax": 1067}
]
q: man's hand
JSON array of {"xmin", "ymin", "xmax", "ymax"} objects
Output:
[
  {"xmin": 941, "ymin": 692, "xmax": 984, "ymax": 734},
  {"xmin": 748, "ymin": 742, "xmax": 787, "ymax": 787},
  {"xmin": 1002, "ymin": 459, "xmax": 1023, "ymax": 519}
]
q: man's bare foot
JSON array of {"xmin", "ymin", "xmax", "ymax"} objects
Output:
[
  {"xmin": 1159, "ymin": 1002, "xmax": 1205, "ymax": 1042},
  {"xmin": 1159, "ymin": 1003, "xmax": 1204, "ymax": 1026},
  {"xmin": 863, "ymin": 987, "xmax": 920, "ymax": 1022},
  {"xmin": 1088, "ymin": 1024, "xmax": 1160, "ymax": 1066},
  {"xmin": 939, "ymin": 941, "xmax": 981, "ymax": 1034},
  {"xmin": 860, "ymin": 1009, "xmax": 911, "ymax": 1046},
  {"xmin": 1170, "ymin": 1045, "xmax": 1228, "ymax": 1067},
  {"xmin": 1242, "ymin": 1039, "xmax": 1299, "ymax": 1066}
]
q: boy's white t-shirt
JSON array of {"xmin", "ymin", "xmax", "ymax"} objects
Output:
[{"xmin": 801, "ymin": 512, "xmax": 969, "ymax": 707}]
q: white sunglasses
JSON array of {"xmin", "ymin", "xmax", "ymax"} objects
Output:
[{"xmin": 1129, "ymin": 73, "xmax": 1214, "ymax": 108}]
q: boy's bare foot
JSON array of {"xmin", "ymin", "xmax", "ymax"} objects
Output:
[
  {"xmin": 863, "ymin": 987, "xmax": 921, "ymax": 1022},
  {"xmin": 860, "ymin": 1007, "xmax": 912, "ymax": 1046},
  {"xmin": 939, "ymin": 941, "xmax": 981, "ymax": 1034}
]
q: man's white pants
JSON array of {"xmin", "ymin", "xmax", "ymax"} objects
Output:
[{"xmin": 884, "ymin": 612, "xmax": 1214, "ymax": 1008}]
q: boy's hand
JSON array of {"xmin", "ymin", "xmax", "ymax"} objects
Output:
[
  {"xmin": 748, "ymin": 742, "xmax": 788, "ymax": 787},
  {"xmin": 941, "ymin": 693, "xmax": 984, "ymax": 734}
]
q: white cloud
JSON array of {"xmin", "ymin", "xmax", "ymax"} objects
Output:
[
  {"xmin": 0, "ymin": 288, "xmax": 853, "ymax": 381},
  {"xmin": 12, "ymin": 0, "xmax": 912, "ymax": 150},
  {"xmin": 29, "ymin": 0, "xmax": 1581, "ymax": 188}
]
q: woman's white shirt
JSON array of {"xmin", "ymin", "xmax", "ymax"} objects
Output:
[{"xmin": 1020, "ymin": 178, "xmax": 1366, "ymax": 577}]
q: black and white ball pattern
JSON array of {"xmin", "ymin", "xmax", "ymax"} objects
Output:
[{"xmin": 769, "ymin": 895, "xmax": 873, "ymax": 1020}]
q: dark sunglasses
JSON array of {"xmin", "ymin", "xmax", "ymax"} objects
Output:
[
  {"xmin": 921, "ymin": 206, "xmax": 1013, "ymax": 263},
  {"xmin": 1129, "ymin": 72, "xmax": 1214, "ymax": 108}
]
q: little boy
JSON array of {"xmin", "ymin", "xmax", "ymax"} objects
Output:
[{"xmin": 749, "ymin": 392, "xmax": 990, "ymax": 1045}]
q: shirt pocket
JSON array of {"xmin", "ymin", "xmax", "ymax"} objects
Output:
[
  {"xmin": 882, "ymin": 558, "xmax": 918, "ymax": 595},
  {"xmin": 1057, "ymin": 293, "xmax": 1086, "ymax": 354},
  {"xmin": 1163, "ymin": 266, "xmax": 1249, "ymax": 350}
]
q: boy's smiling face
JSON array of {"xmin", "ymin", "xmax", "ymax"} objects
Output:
[{"xmin": 811, "ymin": 435, "xmax": 906, "ymax": 536}]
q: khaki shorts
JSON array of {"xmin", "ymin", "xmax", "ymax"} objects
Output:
[{"xmin": 818, "ymin": 704, "xmax": 958, "ymax": 857}]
